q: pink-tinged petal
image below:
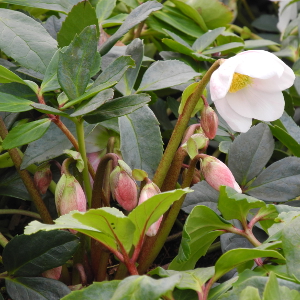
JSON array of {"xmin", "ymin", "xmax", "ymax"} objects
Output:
[
  {"xmin": 210, "ymin": 57, "xmax": 241, "ymax": 100},
  {"xmin": 226, "ymin": 87, "xmax": 284, "ymax": 121},
  {"xmin": 214, "ymin": 98, "xmax": 252, "ymax": 132}
]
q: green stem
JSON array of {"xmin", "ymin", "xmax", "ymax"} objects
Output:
[
  {"xmin": 0, "ymin": 232, "xmax": 8, "ymax": 247},
  {"xmin": 74, "ymin": 118, "xmax": 92, "ymax": 207},
  {"xmin": 0, "ymin": 209, "xmax": 41, "ymax": 219},
  {"xmin": 152, "ymin": 60, "xmax": 221, "ymax": 188},
  {"xmin": 0, "ymin": 117, "xmax": 53, "ymax": 224}
]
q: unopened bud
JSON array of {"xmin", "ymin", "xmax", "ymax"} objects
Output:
[
  {"xmin": 110, "ymin": 161, "xmax": 138, "ymax": 211},
  {"xmin": 182, "ymin": 133, "xmax": 209, "ymax": 159},
  {"xmin": 55, "ymin": 174, "xmax": 87, "ymax": 216},
  {"xmin": 200, "ymin": 106, "xmax": 218, "ymax": 139},
  {"xmin": 42, "ymin": 266, "xmax": 62, "ymax": 280},
  {"xmin": 34, "ymin": 163, "xmax": 52, "ymax": 194},
  {"xmin": 200, "ymin": 155, "xmax": 242, "ymax": 193},
  {"xmin": 138, "ymin": 182, "xmax": 162, "ymax": 237}
]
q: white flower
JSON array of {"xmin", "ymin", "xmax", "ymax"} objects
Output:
[{"xmin": 210, "ymin": 50, "xmax": 295, "ymax": 132}]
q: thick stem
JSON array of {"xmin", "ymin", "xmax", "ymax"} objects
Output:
[
  {"xmin": 0, "ymin": 118, "xmax": 53, "ymax": 224},
  {"xmin": 74, "ymin": 118, "xmax": 93, "ymax": 207},
  {"xmin": 152, "ymin": 60, "xmax": 221, "ymax": 188}
]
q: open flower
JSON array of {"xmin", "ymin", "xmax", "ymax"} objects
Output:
[{"xmin": 210, "ymin": 50, "xmax": 295, "ymax": 132}]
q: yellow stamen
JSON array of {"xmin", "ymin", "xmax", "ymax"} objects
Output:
[{"xmin": 229, "ymin": 73, "xmax": 253, "ymax": 93}]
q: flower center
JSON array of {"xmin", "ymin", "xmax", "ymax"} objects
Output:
[{"xmin": 229, "ymin": 73, "xmax": 253, "ymax": 93}]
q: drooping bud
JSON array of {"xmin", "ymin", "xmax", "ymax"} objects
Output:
[
  {"xmin": 181, "ymin": 133, "xmax": 209, "ymax": 159},
  {"xmin": 138, "ymin": 181, "xmax": 162, "ymax": 237},
  {"xmin": 110, "ymin": 160, "xmax": 138, "ymax": 211},
  {"xmin": 55, "ymin": 174, "xmax": 87, "ymax": 216},
  {"xmin": 200, "ymin": 106, "xmax": 218, "ymax": 139},
  {"xmin": 34, "ymin": 163, "xmax": 52, "ymax": 194},
  {"xmin": 42, "ymin": 266, "xmax": 62, "ymax": 280},
  {"xmin": 200, "ymin": 155, "xmax": 242, "ymax": 193}
]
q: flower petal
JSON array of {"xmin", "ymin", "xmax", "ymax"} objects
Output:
[
  {"xmin": 226, "ymin": 87, "xmax": 284, "ymax": 121},
  {"xmin": 214, "ymin": 98, "xmax": 252, "ymax": 132}
]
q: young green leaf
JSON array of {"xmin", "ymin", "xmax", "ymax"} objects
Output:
[
  {"xmin": 137, "ymin": 60, "xmax": 200, "ymax": 92},
  {"xmin": 202, "ymin": 42, "xmax": 244, "ymax": 55},
  {"xmin": 119, "ymin": 106, "xmax": 163, "ymax": 179},
  {"xmin": 263, "ymin": 272, "xmax": 281, "ymax": 300},
  {"xmin": 2, "ymin": 119, "xmax": 51, "ymax": 150},
  {"xmin": 96, "ymin": 0, "xmax": 116, "ymax": 23},
  {"xmin": 0, "ymin": 65, "xmax": 26, "ymax": 84},
  {"xmin": 57, "ymin": 1, "xmax": 99, "ymax": 48},
  {"xmin": 0, "ymin": 92, "xmax": 34, "ymax": 113},
  {"xmin": 58, "ymin": 25, "xmax": 98, "ymax": 100},
  {"xmin": 3, "ymin": 231, "xmax": 79, "ymax": 276},
  {"xmin": 192, "ymin": 27, "xmax": 225, "ymax": 52},
  {"xmin": 99, "ymin": 1, "xmax": 163, "ymax": 55},
  {"xmin": 31, "ymin": 103, "xmax": 70, "ymax": 118},
  {"xmin": 0, "ymin": 9, "xmax": 57, "ymax": 74}
]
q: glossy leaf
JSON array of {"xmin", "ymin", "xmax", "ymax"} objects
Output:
[
  {"xmin": 214, "ymin": 248, "xmax": 284, "ymax": 281},
  {"xmin": 119, "ymin": 106, "xmax": 163, "ymax": 179},
  {"xmin": 128, "ymin": 188, "xmax": 191, "ymax": 246},
  {"xmin": 3, "ymin": 231, "xmax": 79, "ymax": 276},
  {"xmin": 99, "ymin": 1, "xmax": 163, "ymax": 55},
  {"xmin": 228, "ymin": 123, "xmax": 274, "ymax": 186},
  {"xmin": 57, "ymin": 1, "xmax": 99, "ymax": 48},
  {"xmin": 21, "ymin": 118, "xmax": 94, "ymax": 169},
  {"xmin": 245, "ymin": 157, "xmax": 300, "ymax": 202},
  {"xmin": 110, "ymin": 275, "xmax": 181, "ymax": 300},
  {"xmin": 6, "ymin": 277, "xmax": 71, "ymax": 300},
  {"xmin": 61, "ymin": 281, "xmax": 120, "ymax": 300},
  {"xmin": 58, "ymin": 25, "xmax": 98, "ymax": 100},
  {"xmin": 70, "ymin": 89, "xmax": 114, "ymax": 117},
  {"xmin": 0, "ymin": 9, "xmax": 57, "ymax": 74},
  {"xmin": 0, "ymin": 65, "xmax": 26, "ymax": 84},
  {"xmin": 137, "ymin": 60, "xmax": 199, "ymax": 91},
  {"xmin": 83, "ymin": 93, "xmax": 151, "ymax": 124},
  {"xmin": 0, "ymin": 92, "xmax": 34, "ymax": 113},
  {"xmin": 31, "ymin": 103, "xmax": 70, "ymax": 117},
  {"xmin": 116, "ymin": 39, "xmax": 144, "ymax": 96},
  {"xmin": 2, "ymin": 119, "xmax": 51, "ymax": 150}
]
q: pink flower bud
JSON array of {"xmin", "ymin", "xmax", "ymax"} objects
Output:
[
  {"xmin": 200, "ymin": 155, "xmax": 242, "ymax": 193},
  {"xmin": 42, "ymin": 266, "xmax": 62, "ymax": 280},
  {"xmin": 34, "ymin": 163, "xmax": 52, "ymax": 194},
  {"xmin": 55, "ymin": 174, "xmax": 87, "ymax": 216},
  {"xmin": 138, "ymin": 182, "xmax": 162, "ymax": 237},
  {"xmin": 110, "ymin": 165, "xmax": 138, "ymax": 211},
  {"xmin": 200, "ymin": 106, "xmax": 218, "ymax": 139}
]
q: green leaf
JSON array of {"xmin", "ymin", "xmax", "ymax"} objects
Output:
[
  {"xmin": 281, "ymin": 214, "xmax": 300, "ymax": 281},
  {"xmin": 25, "ymin": 208, "xmax": 135, "ymax": 254},
  {"xmin": 0, "ymin": 92, "xmax": 34, "ymax": 112},
  {"xmin": 6, "ymin": 277, "xmax": 71, "ymax": 300},
  {"xmin": 2, "ymin": 119, "xmax": 51, "ymax": 150},
  {"xmin": 164, "ymin": 29, "xmax": 192, "ymax": 48},
  {"xmin": 116, "ymin": 39, "xmax": 144, "ymax": 96},
  {"xmin": 192, "ymin": 27, "xmax": 225, "ymax": 52},
  {"xmin": 31, "ymin": 103, "xmax": 70, "ymax": 117},
  {"xmin": 0, "ymin": 0, "xmax": 81, "ymax": 13},
  {"xmin": 83, "ymin": 93, "xmax": 151, "ymax": 124},
  {"xmin": 58, "ymin": 25, "xmax": 98, "ymax": 100},
  {"xmin": 64, "ymin": 150, "xmax": 84, "ymax": 172},
  {"xmin": 96, "ymin": 0, "xmax": 116, "ymax": 23},
  {"xmin": 187, "ymin": 0, "xmax": 233, "ymax": 29},
  {"xmin": 228, "ymin": 124, "xmax": 274, "ymax": 186},
  {"xmin": 244, "ymin": 39, "xmax": 279, "ymax": 49},
  {"xmin": 0, "ymin": 65, "xmax": 26, "ymax": 84},
  {"xmin": 162, "ymin": 38, "xmax": 195, "ymax": 56},
  {"xmin": 110, "ymin": 275, "xmax": 181, "ymax": 300},
  {"xmin": 245, "ymin": 157, "xmax": 300, "ymax": 202},
  {"xmin": 149, "ymin": 267, "xmax": 214, "ymax": 293},
  {"xmin": 214, "ymin": 248, "xmax": 284, "ymax": 281},
  {"xmin": 202, "ymin": 42, "xmax": 244, "ymax": 55},
  {"xmin": 3, "ymin": 231, "xmax": 79, "ymax": 276},
  {"xmin": 218, "ymin": 186, "xmax": 265, "ymax": 222},
  {"xmin": 0, "ymin": 9, "xmax": 57, "ymax": 74},
  {"xmin": 61, "ymin": 281, "xmax": 120, "ymax": 300},
  {"xmin": 169, "ymin": 205, "xmax": 233, "ymax": 271},
  {"xmin": 99, "ymin": 1, "xmax": 163, "ymax": 55},
  {"xmin": 70, "ymin": 89, "xmax": 114, "ymax": 117},
  {"xmin": 137, "ymin": 60, "xmax": 199, "ymax": 91},
  {"xmin": 128, "ymin": 189, "xmax": 190, "ymax": 246},
  {"xmin": 21, "ymin": 118, "xmax": 94, "ymax": 169},
  {"xmin": 263, "ymin": 272, "xmax": 281, "ymax": 300},
  {"xmin": 57, "ymin": 1, "xmax": 99, "ymax": 48},
  {"xmin": 40, "ymin": 50, "xmax": 60, "ymax": 93},
  {"xmin": 119, "ymin": 106, "xmax": 163, "ymax": 179},
  {"xmin": 239, "ymin": 286, "xmax": 261, "ymax": 300}
]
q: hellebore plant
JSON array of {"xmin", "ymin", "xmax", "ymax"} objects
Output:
[{"xmin": 1, "ymin": 2, "xmax": 300, "ymax": 300}]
